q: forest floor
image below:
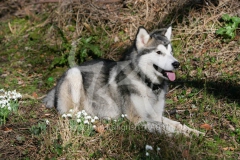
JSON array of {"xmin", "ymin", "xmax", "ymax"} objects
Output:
[{"xmin": 0, "ymin": 0, "xmax": 240, "ymax": 159}]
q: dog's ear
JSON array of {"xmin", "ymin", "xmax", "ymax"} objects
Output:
[
  {"xmin": 135, "ymin": 27, "xmax": 150, "ymax": 51},
  {"xmin": 164, "ymin": 26, "xmax": 172, "ymax": 41}
]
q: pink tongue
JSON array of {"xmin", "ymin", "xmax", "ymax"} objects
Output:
[{"xmin": 166, "ymin": 72, "xmax": 176, "ymax": 81}]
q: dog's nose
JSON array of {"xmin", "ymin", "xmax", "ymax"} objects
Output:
[{"xmin": 172, "ymin": 61, "xmax": 180, "ymax": 69}]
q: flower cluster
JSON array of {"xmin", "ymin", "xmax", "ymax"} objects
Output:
[
  {"xmin": 0, "ymin": 89, "xmax": 22, "ymax": 110},
  {"xmin": 121, "ymin": 114, "xmax": 127, "ymax": 118},
  {"xmin": 62, "ymin": 109, "xmax": 99, "ymax": 125},
  {"xmin": 145, "ymin": 144, "xmax": 153, "ymax": 156},
  {"xmin": 145, "ymin": 144, "xmax": 160, "ymax": 157},
  {"xmin": 45, "ymin": 119, "xmax": 50, "ymax": 125}
]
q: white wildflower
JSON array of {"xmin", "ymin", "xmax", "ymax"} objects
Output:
[
  {"xmin": 25, "ymin": 46, "xmax": 30, "ymax": 51},
  {"xmin": 17, "ymin": 93, "xmax": 22, "ymax": 98},
  {"xmin": 81, "ymin": 110, "xmax": 87, "ymax": 114},
  {"xmin": 67, "ymin": 113, "xmax": 72, "ymax": 117},
  {"xmin": 76, "ymin": 111, "xmax": 82, "ymax": 118},
  {"xmin": 84, "ymin": 120, "xmax": 89, "ymax": 124},
  {"xmin": 77, "ymin": 111, "xmax": 82, "ymax": 114},
  {"xmin": 82, "ymin": 112, "xmax": 88, "ymax": 116},
  {"xmin": 69, "ymin": 109, "xmax": 73, "ymax": 113},
  {"xmin": 121, "ymin": 114, "xmax": 125, "ymax": 118},
  {"xmin": 45, "ymin": 119, "xmax": 50, "ymax": 125},
  {"xmin": 76, "ymin": 119, "xmax": 81, "ymax": 123},
  {"xmin": 157, "ymin": 147, "xmax": 160, "ymax": 151},
  {"xmin": 94, "ymin": 116, "xmax": 99, "ymax": 120},
  {"xmin": 0, "ymin": 89, "xmax": 22, "ymax": 109},
  {"xmin": 91, "ymin": 119, "xmax": 95, "ymax": 123},
  {"xmin": 62, "ymin": 114, "xmax": 67, "ymax": 118},
  {"xmin": 146, "ymin": 152, "xmax": 149, "ymax": 156},
  {"xmin": 85, "ymin": 115, "xmax": 92, "ymax": 120},
  {"xmin": 76, "ymin": 114, "xmax": 81, "ymax": 119},
  {"xmin": 124, "ymin": 114, "xmax": 127, "ymax": 117},
  {"xmin": 106, "ymin": 117, "xmax": 111, "ymax": 120},
  {"xmin": 145, "ymin": 145, "xmax": 153, "ymax": 150},
  {"xmin": 81, "ymin": 110, "xmax": 88, "ymax": 116}
]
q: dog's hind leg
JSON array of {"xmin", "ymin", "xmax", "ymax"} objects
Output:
[
  {"xmin": 43, "ymin": 88, "xmax": 55, "ymax": 108},
  {"xmin": 57, "ymin": 67, "xmax": 83, "ymax": 114}
]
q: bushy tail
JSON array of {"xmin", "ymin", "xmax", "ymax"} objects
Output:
[{"xmin": 43, "ymin": 88, "xmax": 55, "ymax": 108}]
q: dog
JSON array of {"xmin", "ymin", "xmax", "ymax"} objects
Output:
[{"xmin": 43, "ymin": 26, "xmax": 204, "ymax": 136}]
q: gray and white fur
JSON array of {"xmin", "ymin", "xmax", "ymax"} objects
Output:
[{"xmin": 43, "ymin": 26, "xmax": 204, "ymax": 136}]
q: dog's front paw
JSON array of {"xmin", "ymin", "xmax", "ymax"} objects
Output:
[{"xmin": 181, "ymin": 124, "xmax": 205, "ymax": 137}]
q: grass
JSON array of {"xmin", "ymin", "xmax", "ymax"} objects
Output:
[{"xmin": 0, "ymin": 1, "xmax": 240, "ymax": 159}]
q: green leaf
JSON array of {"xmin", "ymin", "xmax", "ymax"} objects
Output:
[
  {"xmin": 89, "ymin": 45, "xmax": 102, "ymax": 56},
  {"xmin": 48, "ymin": 77, "xmax": 54, "ymax": 82},
  {"xmin": 50, "ymin": 57, "xmax": 61, "ymax": 68},
  {"xmin": 226, "ymin": 27, "xmax": 235, "ymax": 38},
  {"xmin": 225, "ymin": 25, "xmax": 233, "ymax": 31},
  {"xmin": 80, "ymin": 49, "xmax": 88, "ymax": 62},
  {"xmin": 216, "ymin": 28, "xmax": 226, "ymax": 35},
  {"xmin": 232, "ymin": 22, "xmax": 238, "ymax": 28},
  {"xmin": 222, "ymin": 14, "xmax": 231, "ymax": 21},
  {"xmin": 86, "ymin": 37, "xmax": 93, "ymax": 43},
  {"xmin": 232, "ymin": 16, "xmax": 240, "ymax": 24},
  {"xmin": 82, "ymin": 37, "xmax": 93, "ymax": 44},
  {"xmin": 81, "ymin": 48, "xmax": 88, "ymax": 57},
  {"xmin": 165, "ymin": 99, "xmax": 174, "ymax": 104}
]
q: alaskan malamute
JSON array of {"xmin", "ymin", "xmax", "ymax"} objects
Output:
[{"xmin": 43, "ymin": 26, "xmax": 204, "ymax": 136}]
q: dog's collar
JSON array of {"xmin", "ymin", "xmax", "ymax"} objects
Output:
[
  {"xmin": 136, "ymin": 70, "xmax": 165, "ymax": 91},
  {"xmin": 130, "ymin": 62, "xmax": 165, "ymax": 91},
  {"xmin": 143, "ymin": 77, "xmax": 165, "ymax": 91}
]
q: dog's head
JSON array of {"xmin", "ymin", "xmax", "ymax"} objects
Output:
[{"xmin": 135, "ymin": 26, "xmax": 180, "ymax": 82}]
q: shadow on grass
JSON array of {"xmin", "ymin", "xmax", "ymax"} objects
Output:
[
  {"xmin": 176, "ymin": 78, "xmax": 240, "ymax": 105},
  {"xmin": 159, "ymin": 0, "xmax": 219, "ymax": 27}
]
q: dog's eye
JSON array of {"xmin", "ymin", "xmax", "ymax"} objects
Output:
[{"xmin": 156, "ymin": 51, "xmax": 162, "ymax": 55}]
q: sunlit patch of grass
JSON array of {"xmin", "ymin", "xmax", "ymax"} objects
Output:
[
  {"xmin": 167, "ymin": 5, "xmax": 240, "ymax": 158},
  {"xmin": 33, "ymin": 112, "xmax": 207, "ymax": 159}
]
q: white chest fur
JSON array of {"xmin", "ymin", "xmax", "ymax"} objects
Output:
[{"xmin": 130, "ymin": 80, "xmax": 167, "ymax": 121}]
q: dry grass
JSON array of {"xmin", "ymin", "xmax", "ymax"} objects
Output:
[{"xmin": 46, "ymin": 0, "xmax": 195, "ymax": 60}]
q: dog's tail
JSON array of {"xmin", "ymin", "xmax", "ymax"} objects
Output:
[{"xmin": 43, "ymin": 88, "xmax": 55, "ymax": 108}]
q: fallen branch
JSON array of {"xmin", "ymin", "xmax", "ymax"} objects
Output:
[
  {"xmin": 21, "ymin": 94, "xmax": 46, "ymax": 100},
  {"xmin": 34, "ymin": 0, "xmax": 61, "ymax": 4}
]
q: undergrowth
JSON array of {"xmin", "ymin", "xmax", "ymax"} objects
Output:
[{"xmin": 216, "ymin": 14, "xmax": 240, "ymax": 41}]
